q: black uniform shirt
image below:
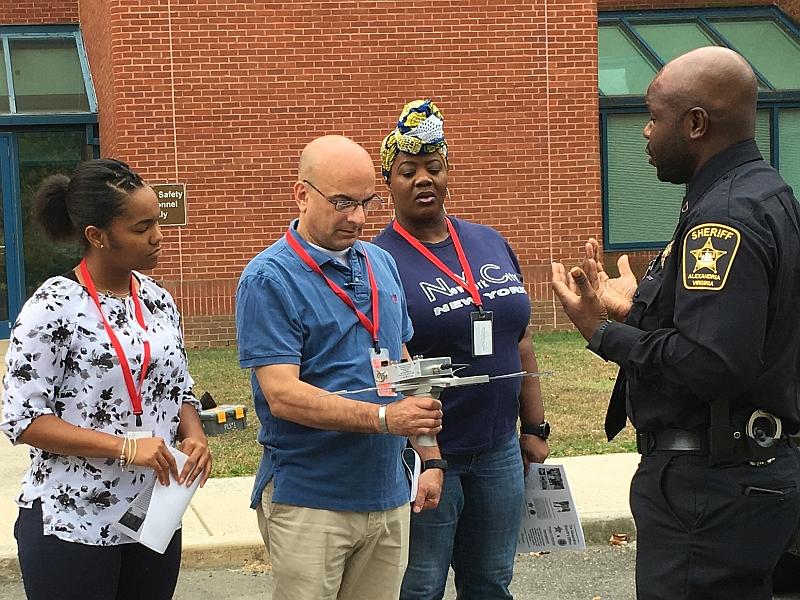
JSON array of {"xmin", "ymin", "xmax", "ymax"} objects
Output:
[{"xmin": 598, "ymin": 139, "xmax": 800, "ymax": 434}]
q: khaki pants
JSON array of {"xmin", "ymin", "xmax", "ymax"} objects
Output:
[{"xmin": 255, "ymin": 482, "xmax": 410, "ymax": 600}]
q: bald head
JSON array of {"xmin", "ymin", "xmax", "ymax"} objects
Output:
[
  {"xmin": 294, "ymin": 135, "xmax": 377, "ymax": 251},
  {"xmin": 651, "ymin": 47, "xmax": 758, "ymax": 142},
  {"xmin": 298, "ymin": 135, "xmax": 374, "ymax": 183}
]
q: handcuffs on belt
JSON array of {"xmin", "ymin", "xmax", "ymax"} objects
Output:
[
  {"xmin": 745, "ymin": 410, "xmax": 782, "ymax": 466},
  {"xmin": 709, "ymin": 399, "xmax": 784, "ymax": 467}
]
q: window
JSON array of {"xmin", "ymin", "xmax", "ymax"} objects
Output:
[
  {"xmin": 599, "ymin": 8, "xmax": 800, "ymax": 250},
  {"xmin": 18, "ymin": 129, "xmax": 87, "ymax": 297},
  {"xmin": 0, "ymin": 26, "xmax": 96, "ymax": 117}
]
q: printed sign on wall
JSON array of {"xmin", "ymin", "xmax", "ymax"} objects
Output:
[{"xmin": 153, "ymin": 183, "xmax": 187, "ymax": 226}]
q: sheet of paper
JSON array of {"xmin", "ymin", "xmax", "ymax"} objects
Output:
[
  {"xmin": 113, "ymin": 447, "xmax": 201, "ymax": 554},
  {"xmin": 516, "ymin": 463, "xmax": 586, "ymax": 553},
  {"xmin": 402, "ymin": 447, "xmax": 422, "ymax": 502}
]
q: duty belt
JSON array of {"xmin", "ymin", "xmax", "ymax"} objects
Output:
[
  {"xmin": 636, "ymin": 429, "xmax": 706, "ymax": 455},
  {"xmin": 636, "ymin": 407, "xmax": 787, "ymax": 466}
]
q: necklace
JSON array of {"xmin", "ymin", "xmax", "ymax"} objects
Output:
[{"xmin": 102, "ymin": 289, "xmax": 131, "ymax": 299}]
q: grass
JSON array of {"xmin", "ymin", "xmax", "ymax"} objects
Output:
[{"xmin": 188, "ymin": 330, "xmax": 635, "ymax": 478}]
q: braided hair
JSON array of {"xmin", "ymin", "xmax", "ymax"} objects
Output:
[{"xmin": 34, "ymin": 158, "xmax": 145, "ymax": 245}]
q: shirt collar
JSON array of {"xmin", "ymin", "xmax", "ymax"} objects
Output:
[
  {"xmin": 286, "ymin": 219, "xmax": 365, "ymax": 272},
  {"xmin": 683, "ymin": 139, "xmax": 763, "ymax": 213}
]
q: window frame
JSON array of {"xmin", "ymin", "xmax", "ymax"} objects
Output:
[
  {"xmin": 599, "ymin": 7, "xmax": 800, "ymax": 250},
  {"xmin": 0, "ymin": 24, "xmax": 98, "ymax": 125}
]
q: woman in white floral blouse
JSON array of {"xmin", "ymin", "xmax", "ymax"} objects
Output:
[{"xmin": 1, "ymin": 158, "xmax": 211, "ymax": 600}]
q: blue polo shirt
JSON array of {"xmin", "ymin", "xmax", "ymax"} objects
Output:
[{"xmin": 236, "ymin": 220, "xmax": 413, "ymax": 511}]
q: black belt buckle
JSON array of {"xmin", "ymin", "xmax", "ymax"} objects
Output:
[{"xmin": 636, "ymin": 431, "xmax": 655, "ymax": 455}]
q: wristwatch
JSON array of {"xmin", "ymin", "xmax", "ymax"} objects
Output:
[
  {"xmin": 587, "ymin": 319, "xmax": 613, "ymax": 359},
  {"xmin": 521, "ymin": 421, "xmax": 551, "ymax": 440},
  {"xmin": 423, "ymin": 459, "xmax": 448, "ymax": 472}
]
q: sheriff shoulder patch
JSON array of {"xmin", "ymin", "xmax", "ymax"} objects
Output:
[{"xmin": 682, "ymin": 223, "xmax": 741, "ymax": 291}]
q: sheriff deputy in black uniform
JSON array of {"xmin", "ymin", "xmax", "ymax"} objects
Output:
[{"xmin": 552, "ymin": 46, "xmax": 800, "ymax": 600}]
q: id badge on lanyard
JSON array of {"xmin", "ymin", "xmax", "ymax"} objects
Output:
[
  {"xmin": 471, "ymin": 310, "xmax": 494, "ymax": 356},
  {"xmin": 369, "ymin": 347, "xmax": 397, "ymax": 398}
]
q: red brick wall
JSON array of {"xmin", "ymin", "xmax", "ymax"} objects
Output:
[
  {"xmin": 79, "ymin": 2, "xmax": 117, "ymax": 155},
  {"xmin": 72, "ymin": 0, "xmax": 601, "ymax": 344},
  {"xmin": 0, "ymin": 2, "xmax": 77, "ymax": 23}
]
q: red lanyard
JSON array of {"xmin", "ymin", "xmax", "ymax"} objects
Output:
[
  {"xmin": 392, "ymin": 217, "xmax": 484, "ymax": 313},
  {"xmin": 285, "ymin": 228, "xmax": 381, "ymax": 350},
  {"xmin": 79, "ymin": 259, "xmax": 150, "ymax": 426}
]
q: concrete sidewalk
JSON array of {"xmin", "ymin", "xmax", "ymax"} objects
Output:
[{"xmin": 0, "ymin": 431, "xmax": 639, "ymax": 580}]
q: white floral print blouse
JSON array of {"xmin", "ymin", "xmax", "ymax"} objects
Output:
[{"xmin": 1, "ymin": 273, "xmax": 200, "ymax": 546}]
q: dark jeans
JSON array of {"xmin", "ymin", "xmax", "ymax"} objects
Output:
[
  {"xmin": 15, "ymin": 501, "xmax": 182, "ymax": 600},
  {"xmin": 400, "ymin": 436, "xmax": 524, "ymax": 600},
  {"xmin": 631, "ymin": 443, "xmax": 800, "ymax": 600}
]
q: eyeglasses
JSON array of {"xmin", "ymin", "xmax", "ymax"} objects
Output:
[{"xmin": 302, "ymin": 180, "xmax": 384, "ymax": 213}]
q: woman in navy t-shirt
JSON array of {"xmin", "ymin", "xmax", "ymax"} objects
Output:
[{"xmin": 373, "ymin": 99, "xmax": 551, "ymax": 600}]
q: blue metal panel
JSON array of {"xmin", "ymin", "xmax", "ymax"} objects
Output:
[
  {"xmin": 7, "ymin": 133, "xmax": 24, "ymax": 319},
  {"xmin": 773, "ymin": 9, "xmax": 800, "ymax": 39},
  {"xmin": 0, "ymin": 114, "xmax": 98, "ymax": 126},
  {"xmin": 2, "ymin": 37, "xmax": 15, "ymax": 114},
  {"xmin": 600, "ymin": 111, "xmax": 609, "ymax": 249},
  {"xmin": 600, "ymin": 6, "xmax": 792, "ymax": 23},
  {"xmin": 771, "ymin": 107, "xmax": 780, "ymax": 170},
  {"xmin": 0, "ymin": 134, "xmax": 16, "ymax": 337},
  {"xmin": 72, "ymin": 31, "xmax": 97, "ymax": 114},
  {"xmin": 0, "ymin": 25, "xmax": 79, "ymax": 35}
]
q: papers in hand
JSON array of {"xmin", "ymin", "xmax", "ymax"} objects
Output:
[
  {"xmin": 113, "ymin": 447, "xmax": 201, "ymax": 554},
  {"xmin": 402, "ymin": 447, "xmax": 422, "ymax": 502},
  {"xmin": 517, "ymin": 463, "xmax": 586, "ymax": 553}
]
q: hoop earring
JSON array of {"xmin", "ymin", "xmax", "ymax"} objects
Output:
[{"xmin": 444, "ymin": 188, "xmax": 451, "ymax": 214}]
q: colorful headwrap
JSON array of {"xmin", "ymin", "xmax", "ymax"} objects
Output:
[{"xmin": 380, "ymin": 99, "xmax": 448, "ymax": 181}]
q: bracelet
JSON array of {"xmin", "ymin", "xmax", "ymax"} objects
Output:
[
  {"xmin": 128, "ymin": 437, "xmax": 138, "ymax": 466},
  {"xmin": 378, "ymin": 404, "xmax": 390, "ymax": 433},
  {"xmin": 118, "ymin": 436, "xmax": 129, "ymax": 468}
]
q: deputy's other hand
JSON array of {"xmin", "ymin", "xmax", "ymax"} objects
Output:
[
  {"xmin": 551, "ymin": 263, "xmax": 609, "ymax": 342},
  {"xmin": 385, "ymin": 396, "xmax": 443, "ymax": 437},
  {"xmin": 583, "ymin": 238, "xmax": 636, "ymax": 321}
]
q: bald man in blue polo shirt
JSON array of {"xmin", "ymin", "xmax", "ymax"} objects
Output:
[{"xmin": 236, "ymin": 135, "xmax": 445, "ymax": 600}]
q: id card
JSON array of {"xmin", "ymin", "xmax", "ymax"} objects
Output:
[
  {"xmin": 369, "ymin": 347, "xmax": 396, "ymax": 398},
  {"xmin": 471, "ymin": 310, "xmax": 494, "ymax": 356}
]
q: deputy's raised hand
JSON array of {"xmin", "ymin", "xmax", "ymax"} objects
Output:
[
  {"xmin": 385, "ymin": 396, "xmax": 443, "ymax": 437},
  {"xmin": 551, "ymin": 263, "xmax": 609, "ymax": 342},
  {"xmin": 579, "ymin": 238, "xmax": 636, "ymax": 322}
]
